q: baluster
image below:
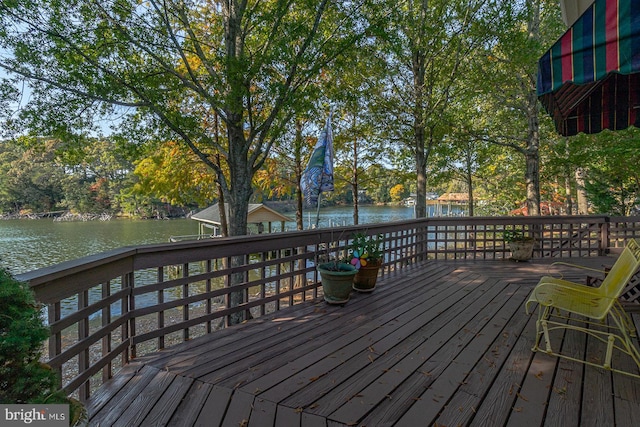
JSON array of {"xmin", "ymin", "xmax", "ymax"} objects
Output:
[
  {"xmin": 49, "ymin": 302, "xmax": 62, "ymax": 387},
  {"xmin": 123, "ymin": 272, "xmax": 132, "ymax": 364},
  {"xmin": 182, "ymin": 262, "xmax": 189, "ymax": 341},
  {"xmin": 260, "ymin": 252, "xmax": 266, "ymax": 316},
  {"xmin": 206, "ymin": 259, "xmax": 212, "ymax": 334},
  {"xmin": 275, "ymin": 258, "xmax": 281, "ymax": 311},
  {"xmin": 157, "ymin": 267, "xmax": 165, "ymax": 350},
  {"xmin": 244, "ymin": 254, "xmax": 250, "ymax": 321},
  {"xmin": 101, "ymin": 281, "xmax": 112, "ymax": 383},
  {"xmin": 224, "ymin": 256, "xmax": 231, "ymax": 327},
  {"xmin": 78, "ymin": 289, "xmax": 89, "ymax": 401}
]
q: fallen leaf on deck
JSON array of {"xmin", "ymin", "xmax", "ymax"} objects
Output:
[{"xmin": 553, "ymin": 386, "xmax": 567, "ymax": 395}]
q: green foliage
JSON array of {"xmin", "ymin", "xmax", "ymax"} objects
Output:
[
  {"xmin": 0, "ymin": 0, "xmax": 638, "ymax": 220},
  {"xmin": 503, "ymin": 229, "xmax": 533, "ymax": 242},
  {"xmin": 350, "ymin": 232, "xmax": 384, "ymax": 263},
  {"xmin": 0, "ymin": 138, "xmax": 66, "ymax": 213},
  {"xmin": 0, "ymin": 0, "xmax": 365, "ymax": 236},
  {"xmin": 0, "ymin": 267, "xmax": 85, "ymax": 425}
]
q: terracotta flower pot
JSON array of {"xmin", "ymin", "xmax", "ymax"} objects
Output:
[{"xmin": 353, "ymin": 259, "xmax": 382, "ymax": 292}]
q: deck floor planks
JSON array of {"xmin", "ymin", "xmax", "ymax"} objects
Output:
[
  {"xmin": 611, "ymin": 353, "xmax": 640, "ymax": 427},
  {"xmin": 142, "ymin": 374, "xmax": 194, "ymax": 426},
  {"xmin": 221, "ymin": 389, "xmax": 261, "ymax": 427},
  {"xmin": 390, "ymin": 283, "xmax": 532, "ymax": 427},
  {"xmin": 609, "ymin": 316, "xmax": 640, "ymax": 427},
  {"xmin": 542, "ymin": 318, "xmax": 587, "ymax": 427},
  {"xmin": 247, "ymin": 397, "xmax": 278, "ymax": 427},
  {"xmin": 83, "ymin": 361, "xmax": 142, "ymax": 417},
  {"xmin": 85, "ymin": 259, "xmax": 640, "ymax": 427},
  {"xmin": 581, "ymin": 329, "xmax": 615, "ymax": 426},
  {"xmin": 193, "ymin": 385, "xmax": 234, "ymax": 427},
  {"xmin": 324, "ymin": 275, "xmax": 509, "ymax": 425},
  {"xmin": 90, "ymin": 365, "xmax": 160, "ymax": 426},
  {"xmin": 258, "ymin": 271, "xmax": 484, "ymax": 408},
  {"xmin": 467, "ymin": 310, "xmax": 539, "ymax": 427},
  {"xmin": 227, "ymin": 270, "xmax": 479, "ymax": 399},
  {"xmin": 507, "ymin": 356, "xmax": 559, "ymax": 426},
  {"xmin": 274, "ymin": 406, "xmax": 303, "ymax": 427},
  {"xmin": 430, "ymin": 285, "xmax": 535, "ymax": 427},
  {"xmin": 115, "ymin": 368, "xmax": 178, "ymax": 427},
  {"xmin": 186, "ymin": 265, "xmax": 456, "ymax": 384},
  {"xmin": 279, "ymin": 272, "xmax": 491, "ymax": 418},
  {"xmin": 141, "ymin": 263, "xmax": 450, "ymax": 373},
  {"xmin": 166, "ymin": 380, "xmax": 213, "ymax": 426}
]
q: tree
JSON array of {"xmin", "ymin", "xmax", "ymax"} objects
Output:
[
  {"xmin": 133, "ymin": 141, "xmax": 217, "ymax": 208},
  {"xmin": 0, "ymin": 138, "xmax": 66, "ymax": 213},
  {"xmin": 559, "ymin": 128, "xmax": 640, "ymax": 215},
  {"xmin": 0, "ymin": 0, "xmax": 362, "ymax": 236},
  {"xmin": 370, "ymin": 0, "xmax": 499, "ymax": 218},
  {"xmin": 389, "ymin": 184, "xmax": 406, "ymax": 202},
  {"xmin": 473, "ymin": 0, "xmax": 565, "ymax": 216},
  {"xmin": 0, "ymin": 0, "xmax": 365, "ymax": 323}
]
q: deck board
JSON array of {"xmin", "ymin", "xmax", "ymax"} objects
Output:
[
  {"xmin": 86, "ymin": 259, "xmax": 640, "ymax": 426},
  {"xmin": 193, "ymin": 385, "xmax": 233, "ymax": 427}
]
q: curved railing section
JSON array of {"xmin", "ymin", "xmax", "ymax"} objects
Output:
[{"xmin": 16, "ymin": 215, "xmax": 640, "ymax": 400}]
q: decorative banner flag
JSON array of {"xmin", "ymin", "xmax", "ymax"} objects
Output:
[{"xmin": 301, "ymin": 114, "xmax": 334, "ymax": 207}]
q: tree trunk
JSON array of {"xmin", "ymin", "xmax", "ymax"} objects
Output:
[
  {"xmin": 524, "ymin": 1, "xmax": 541, "ymax": 216},
  {"xmin": 564, "ymin": 168, "xmax": 573, "ymax": 215},
  {"xmin": 295, "ymin": 120, "xmax": 304, "ymax": 231},
  {"xmin": 413, "ymin": 49, "xmax": 427, "ymax": 218},
  {"xmin": 525, "ymin": 144, "xmax": 540, "ymax": 216},
  {"xmin": 465, "ymin": 148, "xmax": 474, "ymax": 217},
  {"xmin": 353, "ymin": 114, "xmax": 359, "ymax": 225},
  {"xmin": 466, "ymin": 174, "xmax": 474, "ymax": 217},
  {"xmin": 575, "ymin": 168, "xmax": 589, "ymax": 214}
]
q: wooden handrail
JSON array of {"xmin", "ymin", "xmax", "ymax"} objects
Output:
[{"xmin": 15, "ymin": 215, "xmax": 640, "ymax": 400}]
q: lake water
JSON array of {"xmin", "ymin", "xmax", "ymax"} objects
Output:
[{"xmin": 1, "ymin": 205, "xmax": 418, "ymax": 275}]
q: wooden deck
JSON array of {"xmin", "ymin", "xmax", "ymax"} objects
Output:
[{"xmin": 86, "ymin": 259, "xmax": 640, "ymax": 426}]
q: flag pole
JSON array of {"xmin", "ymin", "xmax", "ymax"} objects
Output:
[{"xmin": 315, "ymin": 193, "xmax": 322, "ymax": 228}]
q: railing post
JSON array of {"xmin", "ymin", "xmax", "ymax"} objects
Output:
[
  {"xmin": 78, "ymin": 289, "xmax": 90, "ymax": 401},
  {"xmin": 182, "ymin": 263, "xmax": 190, "ymax": 341},
  {"xmin": 101, "ymin": 281, "xmax": 112, "ymax": 383},
  {"xmin": 48, "ymin": 302, "xmax": 62, "ymax": 388},
  {"xmin": 157, "ymin": 267, "xmax": 165, "ymax": 349},
  {"xmin": 601, "ymin": 216, "xmax": 610, "ymax": 255},
  {"xmin": 123, "ymin": 272, "xmax": 133, "ymax": 364}
]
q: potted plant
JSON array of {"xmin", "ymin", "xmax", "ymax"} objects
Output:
[
  {"xmin": 504, "ymin": 229, "xmax": 535, "ymax": 261},
  {"xmin": 317, "ymin": 259, "xmax": 358, "ymax": 304},
  {"xmin": 350, "ymin": 233, "xmax": 384, "ymax": 292}
]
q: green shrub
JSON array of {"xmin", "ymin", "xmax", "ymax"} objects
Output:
[{"xmin": 0, "ymin": 267, "xmax": 85, "ymax": 425}]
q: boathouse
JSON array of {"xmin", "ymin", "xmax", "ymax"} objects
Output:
[{"xmin": 191, "ymin": 203, "xmax": 291, "ymax": 237}]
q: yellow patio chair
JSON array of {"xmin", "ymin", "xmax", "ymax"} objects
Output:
[{"xmin": 525, "ymin": 239, "xmax": 640, "ymax": 378}]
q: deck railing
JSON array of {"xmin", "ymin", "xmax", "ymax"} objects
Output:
[{"xmin": 16, "ymin": 214, "xmax": 640, "ymax": 400}]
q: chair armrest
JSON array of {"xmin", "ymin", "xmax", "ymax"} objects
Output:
[{"xmin": 547, "ymin": 261, "xmax": 607, "ymax": 280}]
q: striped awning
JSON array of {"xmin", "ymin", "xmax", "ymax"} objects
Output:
[{"xmin": 537, "ymin": 0, "xmax": 640, "ymax": 136}]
